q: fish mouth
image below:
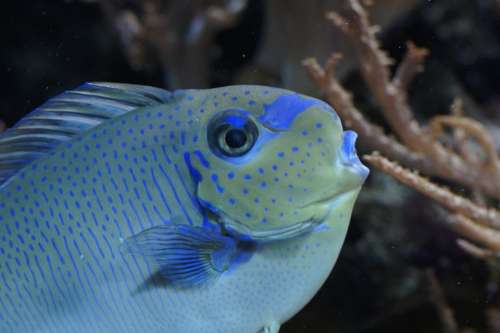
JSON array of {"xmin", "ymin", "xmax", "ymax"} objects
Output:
[
  {"xmin": 219, "ymin": 213, "xmax": 326, "ymax": 242},
  {"xmin": 339, "ymin": 130, "xmax": 369, "ymax": 181},
  {"xmin": 298, "ymin": 187, "xmax": 352, "ymax": 209},
  {"xmin": 211, "ymin": 193, "xmax": 351, "ymax": 242}
]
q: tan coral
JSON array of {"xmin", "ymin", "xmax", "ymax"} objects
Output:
[
  {"xmin": 304, "ymin": 0, "xmax": 500, "ymax": 259},
  {"xmin": 99, "ymin": 0, "xmax": 248, "ymax": 88}
]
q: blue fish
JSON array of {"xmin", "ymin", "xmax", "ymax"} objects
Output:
[{"xmin": 0, "ymin": 83, "xmax": 369, "ymax": 332}]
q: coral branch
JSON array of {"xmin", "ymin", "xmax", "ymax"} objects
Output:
[
  {"xmin": 311, "ymin": 0, "xmax": 500, "ymax": 199},
  {"xmin": 326, "ymin": 6, "xmax": 424, "ymax": 151},
  {"xmin": 306, "ymin": 0, "xmax": 500, "ymax": 264},
  {"xmin": 456, "ymin": 239, "xmax": 498, "ymax": 260},
  {"xmin": 98, "ymin": 0, "xmax": 248, "ymax": 88},
  {"xmin": 429, "ymin": 115, "xmax": 500, "ymax": 170},
  {"xmin": 426, "ymin": 270, "xmax": 460, "ymax": 333},
  {"xmin": 393, "ymin": 42, "xmax": 429, "ymax": 92},
  {"xmin": 303, "ymin": 56, "xmax": 432, "ymax": 172},
  {"xmin": 363, "ymin": 152, "xmax": 500, "ymax": 229},
  {"xmin": 446, "ymin": 215, "xmax": 500, "ymax": 252},
  {"xmin": 486, "ymin": 307, "xmax": 500, "ymax": 333},
  {"xmin": 304, "ymin": 0, "xmax": 500, "ymax": 328}
]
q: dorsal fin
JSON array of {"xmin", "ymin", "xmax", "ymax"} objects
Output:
[{"xmin": 0, "ymin": 82, "xmax": 172, "ymax": 186}]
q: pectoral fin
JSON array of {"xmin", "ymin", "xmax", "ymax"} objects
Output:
[{"xmin": 122, "ymin": 224, "xmax": 238, "ymax": 287}]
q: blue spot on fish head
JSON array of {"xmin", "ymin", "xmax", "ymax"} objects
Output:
[
  {"xmin": 257, "ymin": 94, "xmax": 317, "ymax": 131},
  {"xmin": 182, "ymin": 85, "xmax": 368, "ymax": 242}
]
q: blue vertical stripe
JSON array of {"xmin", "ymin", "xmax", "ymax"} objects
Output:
[{"xmin": 158, "ymin": 164, "xmax": 194, "ymax": 225}]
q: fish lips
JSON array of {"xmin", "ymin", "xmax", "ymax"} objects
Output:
[
  {"xmin": 210, "ymin": 197, "xmax": 339, "ymax": 243},
  {"xmin": 339, "ymin": 130, "xmax": 370, "ymax": 181}
]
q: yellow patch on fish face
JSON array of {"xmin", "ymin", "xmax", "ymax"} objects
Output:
[{"xmin": 188, "ymin": 86, "xmax": 368, "ymax": 238}]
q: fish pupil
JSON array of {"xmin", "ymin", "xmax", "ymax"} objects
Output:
[
  {"xmin": 208, "ymin": 111, "xmax": 258, "ymax": 157},
  {"xmin": 225, "ymin": 128, "xmax": 247, "ymax": 149}
]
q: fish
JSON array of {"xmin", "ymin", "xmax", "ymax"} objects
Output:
[{"xmin": 0, "ymin": 83, "xmax": 369, "ymax": 333}]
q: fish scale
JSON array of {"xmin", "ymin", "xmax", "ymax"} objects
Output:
[
  {"xmin": 0, "ymin": 83, "xmax": 368, "ymax": 332},
  {"xmin": 0, "ymin": 97, "xmax": 202, "ymax": 331}
]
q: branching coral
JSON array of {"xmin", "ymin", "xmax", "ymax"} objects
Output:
[
  {"xmin": 99, "ymin": 0, "xmax": 248, "ymax": 88},
  {"xmin": 426, "ymin": 270, "xmax": 460, "ymax": 333},
  {"xmin": 241, "ymin": 0, "xmax": 418, "ymax": 93},
  {"xmin": 304, "ymin": 0, "xmax": 500, "ymax": 260}
]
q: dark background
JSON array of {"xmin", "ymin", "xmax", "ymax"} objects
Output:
[{"xmin": 1, "ymin": 1, "xmax": 500, "ymax": 332}]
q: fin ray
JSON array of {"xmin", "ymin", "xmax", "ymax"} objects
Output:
[
  {"xmin": 0, "ymin": 82, "xmax": 172, "ymax": 186},
  {"xmin": 122, "ymin": 224, "xmax": 239, "ymax": 287}
]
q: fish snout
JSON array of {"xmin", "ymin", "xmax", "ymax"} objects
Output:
[{"xmin": 338, "ymin": 130, "xmax": 369, "ymax": 181}]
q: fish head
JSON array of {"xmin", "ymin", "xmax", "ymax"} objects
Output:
[{"xmin": 190, "ymin": 86, "xmax": 369, "ymax": 241}]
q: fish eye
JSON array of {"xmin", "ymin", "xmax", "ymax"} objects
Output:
[{"xmin": 208, "ymin": 112, "xmax": 258, "ymax": 157}]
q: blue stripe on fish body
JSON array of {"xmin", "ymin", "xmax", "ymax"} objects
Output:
[
  {"xmin": 0, "ymin": 84, "xmax": 368, "ymax": 332},
  {"xmin": 0, "ymin": 89, "xmax": 209, "ymax": 330},
  {"xmin": 183, "ymin": 152, "xmax": 203, "ymax": 183},
  {"xmin": 193, "ymin": 149, "xmax": 211, "ymax": 168}
]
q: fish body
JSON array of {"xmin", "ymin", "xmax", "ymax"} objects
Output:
[{"xmin": 0, "ymin": 83, "xmax": 368, "ymax": 332}]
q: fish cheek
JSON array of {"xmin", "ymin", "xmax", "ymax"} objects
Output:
[
  {"xmin": 196, "ymin": 106, "xmax": 343, "ymax": 229},
  {"xmin": 189, "ymin": 154, "xmax": 246, "ymax": 221},
  {"xmin": 287, "ymin": 108, "xmax": 344, "ymax": 179}
]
